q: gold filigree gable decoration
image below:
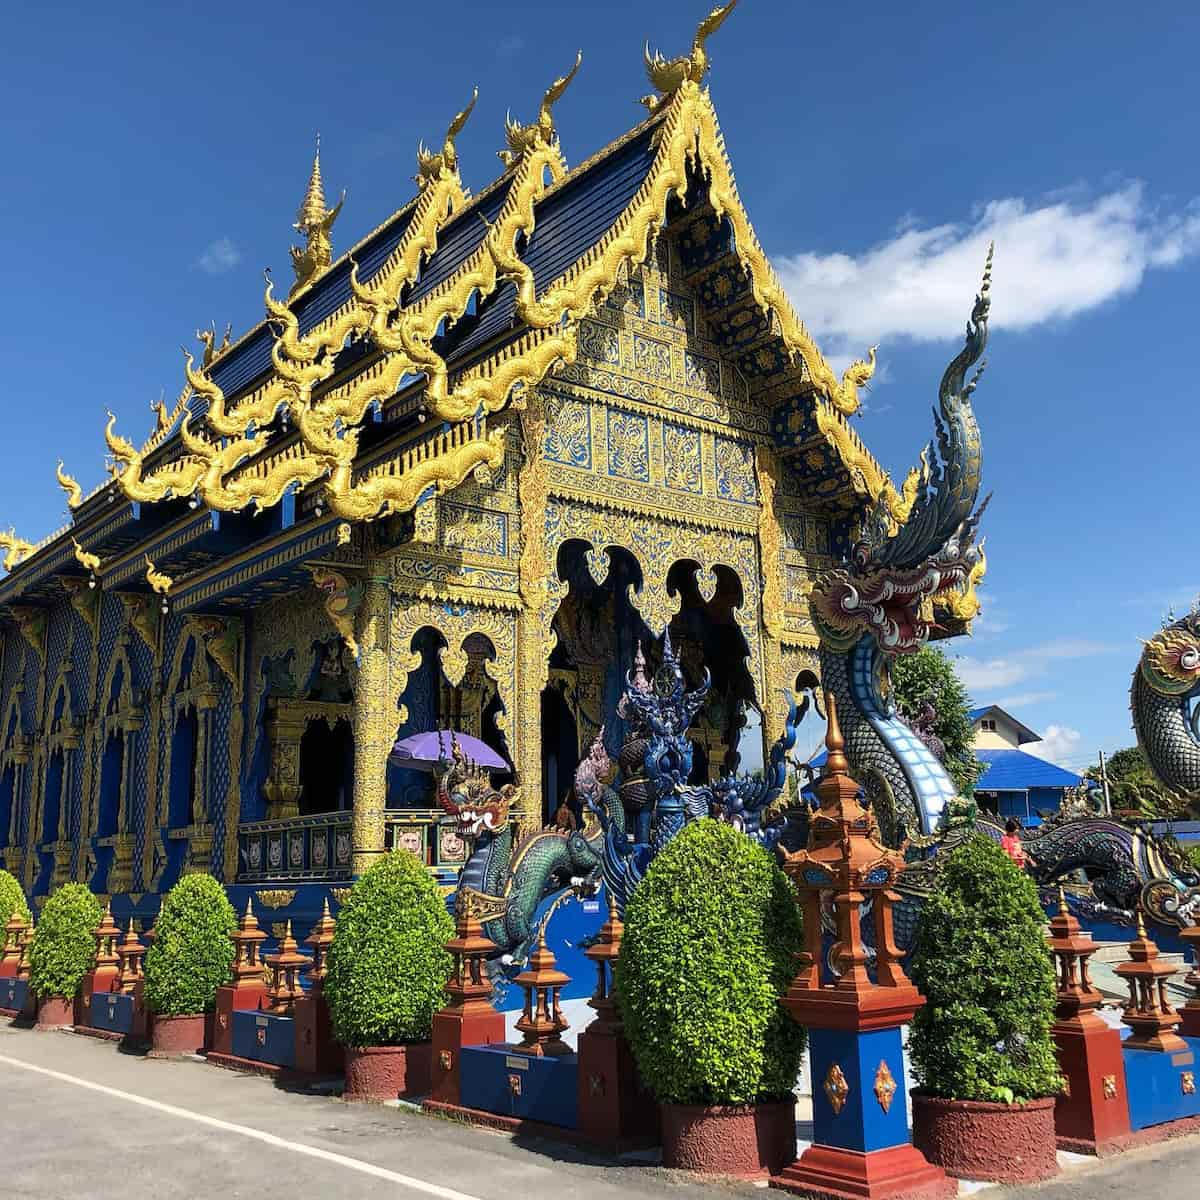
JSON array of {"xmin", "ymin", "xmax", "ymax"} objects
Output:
[
  {"xmin": 873, "ymin": 1060, "xmax": 897, "ymax": 1113},
  {"xmin": 256, "ymin": 889, "xmax": 297, "ymax": 909},
  {"xmin": 0, "ymin": 529, "xmax": 35, "ymax": 573},
  {"xmin": 120, "ymin": 594, "xmax": 160, "ymax": 657},
  {"xmin": 499, "ymin": 51, "xmax": 582, "ymax": 169},
  {"xmin": 61, "ymin": 577, "xmax": 100, "ymax": 638},
  {"xmin": 641, "ymin": 0, "xmax": 738, "ymax": 111},
  {"xmin": 56, "ymin": 460, "xmax": 83, "ymax": 509},
  {"xmin": 290, "ymin": 133, "xmax": 345, "ymax": 298},
  {"xmin": 417, "ymin": 88, "xmax": 478, "ymax": 188},
  {"xmin": 824, "ymin": 1063, "xmax": 850, "ymax": 1116},
  {"xmin": 8, "ymin": 605, "xmax": 47, "ymax": 661}
]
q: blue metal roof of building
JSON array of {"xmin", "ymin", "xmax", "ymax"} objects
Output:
[{"xmin": 975, "ymin": 749, "xmax": 1081, "ymax": 791}]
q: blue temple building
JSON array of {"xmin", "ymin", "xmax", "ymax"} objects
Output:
[
  {"xmin": 970, "ymin": 704, "xmax": 1083, "ymax": 826},
  {"xmin": 0, "ymin": 32, "xmax": 898, "ymax": 954}
]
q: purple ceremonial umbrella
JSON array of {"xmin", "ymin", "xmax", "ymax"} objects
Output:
[{"xmin": 389, "ymin": 730, "xmax": 508, "ymax": 773}]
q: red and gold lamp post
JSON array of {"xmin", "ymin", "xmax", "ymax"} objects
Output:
[{"xmin": 771, "ymin": 695, "xmax": 954, "ymax": 1200}]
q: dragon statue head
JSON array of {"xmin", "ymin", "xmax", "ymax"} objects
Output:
[
  {"xmin": 809, "ymin": 247, "xmax": 993, "ymax": 657},
  {"xmin": 435, "ymin": 733, "xmax": 517, "ymax": 839},
  {"xmin": 1140, "ymin": 605, "xmax": 1200, "ymax": 698}
]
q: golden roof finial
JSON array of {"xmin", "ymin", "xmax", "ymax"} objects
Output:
[
  {"xmin": 642, "ymin": 1, "xmax": 738, "ymax": 111},
  {"xmin": 290, "ymin": 132, "xmax": 345, "ymax": 298},
  {"xmin": 56, "ymin": 460, "xmax": 83, "ymax": 509},
  {"xmin": 499, "ymin": 51, "xmax": 582, "ymax": 168},
  {"xmin": 0, "ymin": 529, "xmax": 35, "ymax": 574},
  {"xmin": 416, "ymin": 88, "xmax": 478, "ymax": 188},
  {"xmin": 296, "ymin": 131, "xmax": 327, "ymax": 230},
  {"xmin": 1057, "ymin": 885, "xmax": 1069, "ymax": 917},
  {"xmin": 1136, "ymin": 908, "xmax": 1148, "ymax": 940}
]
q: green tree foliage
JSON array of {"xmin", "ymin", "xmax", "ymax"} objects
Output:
[
  {"xmin": 27, "ymin": 883, "xmax": 102, "ymax": 999},
  {"xmin": 616, "ymin": 819, "xmax": 806, "ymax": 1106},
  {"xmin": 0, "ymin": 868, "xmax": 30, "ymax": 930},
  {"xmin": 1086, "ymin": 746, "xmax": 1196, "ymax": 819},
  {"xmin": 909, "ymin": 834, "xmax": 1061, "ymax": 1103},
  {"xmin": 144, "ymin": 874, "xmax": 237, "ymax": 1016},
  {"xmin": 891, "ymin": 646, "xmax": 986, "ymax": 796},
  {"xmin": 324, "ymin": 851, "xmax": 455, "ymax": 1048}
]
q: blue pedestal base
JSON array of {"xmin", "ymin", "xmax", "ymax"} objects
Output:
[
  {"xmin": 89, "ymin": 992, "xmax": 134, "ymax": 1035},
  {"xmin": 459, "ymin": 1044, "xmax": 578, "ymax": 1129},
  {"xmin": 230, "ymin": 1009, "xmax": 296, "ymax": 1069},
  {"xmin": 1123, "ymin": 1036, "xmax": 1200, "ymax": 1131},
  {"xmin": 0, "ymin": 977, "xmax": 28, "ymax": 1015}
]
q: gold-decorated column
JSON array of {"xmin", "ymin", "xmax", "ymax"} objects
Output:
[{"xmin": 351, "ymin": 568, "xmax": 392, "ymax": 875}]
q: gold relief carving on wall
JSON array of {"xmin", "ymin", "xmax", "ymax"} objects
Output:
[
  {"xmin": 714, "ymin": 438, "xmax": 756, "ymax": 504},
  {"xmin": 440, "ymin": 503, "xmax": 507, "ymax": 558},
  {"xmin": 544, "ymin": 392, "xmax": 592, "ymax": 469},
  {"xmin": 662, "ymin": 423, "xmax": 702, "ymax": 494},
  {"xmin": 256, "ymin": 889, "xmax": 297, "ymax": 909},
  {"xmin": 606, "ymin": 410, "xmax": 650, "ymax": 483},
  {"xmin": 578, "ymin": 319, "xmax": 620, "ymax": 366}
]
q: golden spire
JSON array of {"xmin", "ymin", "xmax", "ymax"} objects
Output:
[
  {"xmin": 289, "ymin": 132, "xmax": 345, "ymax": 298},
  {"xmin": 296, "ymin": 132, "xmax": 328, "ymax": 230},
  {"xmin": 642, "ymin": 1, "xmax": 738, "ymax": 111}
]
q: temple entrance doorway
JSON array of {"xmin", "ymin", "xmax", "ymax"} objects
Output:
[{"xmin": 298, "ymin": 718, "xmax": 354, "ymax": 814}]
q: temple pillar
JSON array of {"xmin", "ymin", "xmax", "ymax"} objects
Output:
[
  {"xmin": 351, "ymin": 568, "xmax": 391, "ymax": 876},
  {"xmin": 514, "ymin": 608, "xmax": 547, "ymax": 837}
]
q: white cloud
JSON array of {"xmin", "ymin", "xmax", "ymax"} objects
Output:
[
  {"xmin": 1027, "ymin": 724, "xmax": 1085, "ymax": 769},
  {"xmin": 995, "ymin": 690, "xmax": 1058, "ymax": 709},
  {"xmin": 496, "ymin": 34, "xmax": 525, "ymax": 58},
  {"xmin": 954, "ymin": 639, "xmax": 1118, "ymax": 694},
  {"xmin": 777, "ymin": 183, "xmax": 1200, "ymax": 352},
  {"xmin": 197, "ymin": 237, "xmax": 240, "ymax": 275}
]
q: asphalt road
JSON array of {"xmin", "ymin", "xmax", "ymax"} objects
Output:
[
  {"xmin": 996, "ymin": 1137, "xmax": 1200, "ymax": 1199},
  {"xmin": 3, "ymin": 1018, "xmax": 1200, "ymax": 1200},
  {"xmin": 0, "ymin": 1022, "xmax": 746, "ymax": 1200}
]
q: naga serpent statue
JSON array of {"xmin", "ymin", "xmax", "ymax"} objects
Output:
[
  {"xmin": 436, "ymin": 736, "xmax": 604, "ymax": 967},
  {"xmin": 1132, "ymin": 602, "xmax": 1200, "ymax": 800},
  {"xmin": 806, "ymin": 250, "xmax": 993, "ymax": 847}
]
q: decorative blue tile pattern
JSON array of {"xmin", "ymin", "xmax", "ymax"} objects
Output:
[{"xmin": 606, "ymin": 410, "xmax": 650, "ymax": 482}]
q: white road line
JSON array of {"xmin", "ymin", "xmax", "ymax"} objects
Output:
[{"xmin": 0, "ymin": 1051, "xmax": 483, "ymax": 1200}]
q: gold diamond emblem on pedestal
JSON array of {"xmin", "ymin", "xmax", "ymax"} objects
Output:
[
  {"xmin": 824, "ymin": 1063, "xmax": 850, "ymax": 1115},
  {"xmin": 873, "ymin": 1060, "xmax": 897, "ymax": 1113}
]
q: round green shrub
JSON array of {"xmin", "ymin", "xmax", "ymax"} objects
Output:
[
  {"xmin": 0, "ymin": 868, "xmax": 30, "ymax": 930},
  {"xmin": 909, "ymin": 833, "xmax": 1062, "ymax": 1103},
  {"xmin": 144, "ymin": 874, "xmax": 237, "ymax": 1016},
  {"xmin": 27, "ymin": 883, "xmax": 102, "ymax": 999},
  {"xmin": 325, "ymin": 850, "xmax": 455, "ymax": 1048},
  {"xmin": 616, "ymin": 818, "xmax": 807, "ymax": 1106}
]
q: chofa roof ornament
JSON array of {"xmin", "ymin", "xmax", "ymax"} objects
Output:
[
  {"xmin": 290, "ymin": 133, "xmax": 345, "ymax": 297},
  {"xmin": 641, "ymin": 0, "xmax": 738, "ymax": 111},
  {"xmin": 499, "ymin": 50, "xmax": 582, "ymax": 169}
]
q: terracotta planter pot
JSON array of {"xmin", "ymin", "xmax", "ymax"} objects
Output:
[
  {"xmin": 150, "ymin": 1013, "xmax": 208, "ymax": 1057},
  {"xmin": 912, "ymin": 1092, "xmax": 1059, "ymax": 1183},
  {"xmin": 662, "ymin": 1096, "xmax": 797, "ymax": 1178},
  {"xmin": 34, "ymin": 995, "xmax": 75, "ymax": 1030},
  {"xmin": 343, "ymin": 1043, "xmax": 433, "ymax": 1102}
]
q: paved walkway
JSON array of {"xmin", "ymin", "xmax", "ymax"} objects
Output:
[{"xmin": 2, "ymin": 1018, "xmax": 1199, "ymax": 1200}]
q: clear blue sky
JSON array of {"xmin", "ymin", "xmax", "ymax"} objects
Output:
[{"xmin": 2, "ymin": 1, "xmax": 1196, "ymax": 773}]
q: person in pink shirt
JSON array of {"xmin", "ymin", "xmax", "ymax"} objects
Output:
[{"xmin": 1000, "ymin": 818, "xmax": 1027, "ymax": 868}]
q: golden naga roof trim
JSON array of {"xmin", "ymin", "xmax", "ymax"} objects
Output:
[
  {"xmin": 499, "ymin": 51, "xmax": 582, "ymax": 169},
  {"xmin": 56, "ymin": 461, "xmax": 83, "ymax": 509},
  {"xmin": 290, "ymin": 133, "xmax": 346, "ymax": 299},
  {"xmin": 417, "ymin": 88, "xmax": 478, "ymax": 188},
  {"xmin": 72, "ymin": 539, "xmax": 101, "ymax": 574},
  {"xmin": 144, "ymin": 555, "xmax": 173, "ymax": 594},
  {"xmin": 0, "ymin": 529, "xmax": 35, "ymax": 573},
  {"xmin": 197, "ymin": 322, "xmax": 233, "ymax": 369},
  {"xmin": 641, "ymin": 0, "xmax": 738, "ymax": 112}
]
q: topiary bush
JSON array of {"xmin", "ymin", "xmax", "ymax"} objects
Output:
[
  {"xmin": 0, "ymin": 868, "xmax": 30, "ymax": 930},
  {"xmin": 27, "ymin": 883, "xmax": 102, "ymax": 999},
  {"xmin": 616, "ymin": 818, "xmax": 806, "ymax": 1106},
  {"xmin": 324, "ymin": 850, "xmax": 455, "ymax": 1048},
  {"xmin": 144, "ymin": 874, "xmax": 237, "ymax": 1016},
  {"xmin": 909, "ymin": 833, "xmax": 1062, "ymax": 1104}
]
